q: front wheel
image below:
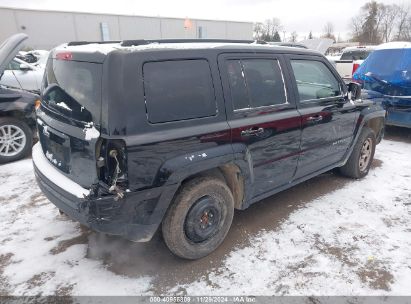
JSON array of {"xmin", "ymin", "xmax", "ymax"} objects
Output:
[
  {"xmin": 0, "ymin": 117, "xmax": 33, "ymax": 164},
  {"xmin": 339, "ymin": 127, "xmax": 376, "ymax": 179},
  {"xmin": 162, "ymin": 177, "xmax": 234, "ymax": 260}
]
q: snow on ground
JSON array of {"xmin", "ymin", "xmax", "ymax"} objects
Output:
[{"xmin": 0, "ymin": 138, "xmax": 410, "ymax": 296}]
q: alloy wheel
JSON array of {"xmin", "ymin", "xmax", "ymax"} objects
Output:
[{"xmin": 0, "ymin": 124, "xmax": 27, "ymax": 157}]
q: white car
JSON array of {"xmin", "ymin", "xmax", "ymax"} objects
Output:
[
  {"xmin": 333, "ymin": 46, "xmax": 376, "ymax": 81},
  {"xmin": 0, "ymin": 56, "xmax": 45, "ymax": 93}
]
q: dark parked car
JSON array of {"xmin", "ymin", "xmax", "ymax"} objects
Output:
[
  {"xmin": 33, "ymin": 39, "xmax": 385, "ymax": 259},
  {"xmin": 0, "ymin": 34, "xmax": 39, "ymax": 164},
  {"xmin": 353, "ymin": 42, "xmax": 411, "ymax": 128}
]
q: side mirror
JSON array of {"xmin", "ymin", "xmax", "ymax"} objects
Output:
[
  {"xmin": 347, "ymin": 82, "xmax": 361, "ymax": 101},
  {"xmin": 19, "ymin": 63, "xmax": 31, "ymax": 71}
]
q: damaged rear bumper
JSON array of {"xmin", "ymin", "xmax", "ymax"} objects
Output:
[{"xmin": 33, "ymin": 145, "xmax": 179, "ymax": 242}]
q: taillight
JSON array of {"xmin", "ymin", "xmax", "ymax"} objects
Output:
[
  {"xmin": 34, "ymin": 99, "xmax": 41, "ymax": 110},
  {"xmin": 352, "ymin": 63, "xmax": 360, "ymax": 75},
  {"xmin": 56, "ymin": 51, "xmax": 72, "ymax": 61}
]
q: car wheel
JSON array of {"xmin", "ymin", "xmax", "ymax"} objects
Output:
[
  {"xmin": 0, "ymin": 117, "xmax": 33, "ymax": 164},
  {"xmin": 162, "ymin": 177, "xmax": 234, "ymax": 260},
  {"xmin": 339, "ymin": 127, "xmax": 376, "ymax": 179}
]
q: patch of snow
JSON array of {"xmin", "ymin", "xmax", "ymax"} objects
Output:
[
  {"xmin": 82, "ymin": 122, "xmax": 100, "ymax": 141},
  {"xmin": 170, "ymin": 140, "xmax": 411, "ymax": 296},
  {"xmin": 55, "ymin": 102, "xmax": 72, "ymax": 112},
  {"xmin": 32, "ymin": 143, "xmax": 90, "ymax": 198},
  {"xmin": 0, "ymin": 158, "xmax": 152, "ymax": 295},
  {"xmin": 376, "ymin": 41, "xmax": 411, "ymax": 50},
  {"xmin": 45, "ymin": 151, "xmax": 58, "ymax": 165}
]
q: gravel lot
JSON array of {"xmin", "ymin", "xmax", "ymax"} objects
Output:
[{"xmin": 0, "ymin": 127, "xmax": 410, "ymax": 296}]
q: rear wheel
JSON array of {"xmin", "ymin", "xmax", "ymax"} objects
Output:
[
  {"xmin": 0, "ymin": 117, "xmax": 32, "ymax": 164},
  {"xmin": 162, "ymin": 177, "xmax": 234, "ymax": 260},
  {"xmin": 339, "ymin": 127, "xmax": 376, "ymax": 179}
]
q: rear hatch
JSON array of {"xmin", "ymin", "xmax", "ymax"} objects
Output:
[{"xmin": 37, "ymin": 55, "xmax": 102, "ymax": 188}]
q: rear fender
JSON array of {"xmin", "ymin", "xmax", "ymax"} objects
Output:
[
  {"xmin": 158, "ymin": 144, "xmax": 235, "ymax": 185},
  {"xmin": 157, "ymin": 143, "xmax": 254, "ymax": 209}
]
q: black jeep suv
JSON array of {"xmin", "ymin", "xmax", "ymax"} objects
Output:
[{"xmin": 33, "ymin": 39, "xmax": 385, "ymax": 259}]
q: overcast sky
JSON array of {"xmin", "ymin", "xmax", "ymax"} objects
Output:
[{"xmin": 0, "ymin": 0, "xmax": 408, "ymax": 40}]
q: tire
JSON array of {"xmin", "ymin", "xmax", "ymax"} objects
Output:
[
  {"xmin": 162, "ymin": 177, "xmax": 235, "ymax": 260},
  {"xmin": 0, "ymin": 117, "xmax": 33, "ymax": 164},
  {"xmin": 339, "ymin": 127, "xmax": 376, "ymax": 179}
]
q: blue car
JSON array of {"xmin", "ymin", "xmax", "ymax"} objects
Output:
[{"xmin": 353, "ymin": 42, "xmax": 411, "ymax": 128}]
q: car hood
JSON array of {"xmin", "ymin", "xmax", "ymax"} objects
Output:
[
  {"xmin": 0, "ymin": 33, "xmax": 28, "ymax": 76},
  {"xmin": 299, "ymin": 38, "xmax": 334, "ymax": 54}
]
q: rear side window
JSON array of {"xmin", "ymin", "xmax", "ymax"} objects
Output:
[
  {"xmin": 143, "ymin": 59, "xmax": 216, "ymax": 123},
  {"xmin": 290, "ymin": 60, "xmax": 341, "ymax": 102},
  {"xmin": 226, "ymin": 59, "xmax": 287, "ymax": 110}
]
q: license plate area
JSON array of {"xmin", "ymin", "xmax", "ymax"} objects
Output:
[{"xmin": 38, "ymin": 123, "xmax": 71, "ymax": 174}]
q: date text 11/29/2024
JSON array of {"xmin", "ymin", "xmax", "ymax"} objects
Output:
[{"xmin": 149, "ymin": 296, "xmax": 256, "ymax": 303}]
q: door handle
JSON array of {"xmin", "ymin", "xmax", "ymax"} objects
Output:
[
  {"xmin": 306, "ymin": 115, "xmax": 323, "ymax": 123},
  {"xmin": 241, "ymin": 127, "xmax": 264, "ymax": 136}
]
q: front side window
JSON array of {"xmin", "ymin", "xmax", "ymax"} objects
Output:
[
  {"xmin": 226, "ymin": 59, "xmax": 287, "ymax": 110},
  {"xmin": 290, "ymin": 60, "xmax": 341, "ymax": 102},
  {"xmin": 143, "ymin": 59, "xmax": 217, "ymax": 123}
]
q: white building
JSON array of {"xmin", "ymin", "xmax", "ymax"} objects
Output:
[{"xmin": 0, "ymin": 7, "xmax": 253, "ymax": 50}]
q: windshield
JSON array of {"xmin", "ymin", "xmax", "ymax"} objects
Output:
[
  {"xmin": 353, "ymin": 48, "xmax": 411, "ymax": 96},
  {"xmin": 42, "ymin": 59, "xmax": 102, "ymax": 123}
]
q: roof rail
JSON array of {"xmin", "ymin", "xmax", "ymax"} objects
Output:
[
  {"xmin": 67, "ymin": 40, "xmax": 121, "ymax": 46},
  {"xmin": 120, "ymin": 39, "xmax": 259, "ymax": 47},
  {"xmin": 66, "ymin": 39, "xmax": 268, "ymax": 47}
]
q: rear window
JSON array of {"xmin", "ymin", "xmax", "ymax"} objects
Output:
[
  {"xmin": 143, "ymin": 59, "xmax": 217, "ymax": 123},
  {"xmin": 340, "ymin": 50, "xmax": 372, "ymax": 61},
  {"xmin": 42, "ymin": 59, "xmax": 102, "ymax": 123}
]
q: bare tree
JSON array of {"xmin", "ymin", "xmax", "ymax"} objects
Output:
[
  {"xmin": 253, "ymin": 22, "xmax": 264, "ymax": 40},
  {"xmin": 395, "ymin": 4, "xmax": 411, "ymax": 40},
  {"xmin": 351, "ymin": 15, "xmax": 363, "ymax": 41},
  {"xmin": 381, "ymin": 4, "xmax": 399, "ymax": 42},
  {"xmin": 255, "ymin": 18, "xmax": 283, "ymax": 41},
  {"xmin": 263, "ymin": 18, "xmax": 282, "ymax": 41},
  {"xmin": 289, "ymin": 31, "xmax": 298, "ymax": 42},
  {"xmin": 350, "ymin": 1, "xmax": 411, "ymax": 43},
  {"xmin": 322, "ymin": 22, "xmax": 336, "ymax": 41}
]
